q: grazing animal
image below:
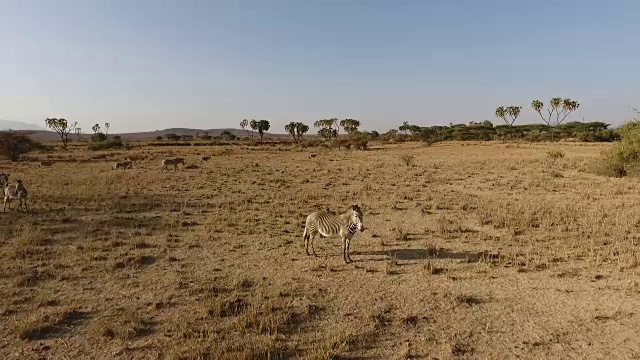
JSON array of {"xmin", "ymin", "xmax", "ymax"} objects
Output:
[
  {"xmin": 161, "ymin": 157, "xmax": 185, "ymax": 172},
  {"xmin": 4, "ymin": 180, "xmax": 28, "ymax": 212},
  {"xmin": 201, "ymin": 156, "xmax": 211, "ymax": 162},
  {"xmin": 309, "ymin": 153, "xmax": 317, "ymax": 159},
  {"xmin": 113, "ymin": 160, "xmax": 133, "ymax": 170},
  {"xmin": 0, "ymin": 173, "xmax": 10, "ymax": 197},
  {"xmin": 303, "ymin": 204, "xmax": 365, "ymax": 263},
  {"xmin": 35, "ymin": 161, "xmax": 54, "ymax": 168}
]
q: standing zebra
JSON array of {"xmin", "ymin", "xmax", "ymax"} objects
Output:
[
  {"xmin": 113, "ymin": 160, "xmax": 132, "ymax": 170},
  {"xmin": 0, "ymin": 174, "xmax": 10, "ymax": 197},
  {"xmin": 303, "ymin": 204, "xmax": 365, "ymax": 263},
  {"xmin": 161, "ymin": 158, "xmax": 185, "ymax": 172},
  {"xmin": 4, "ymin": 179, "xmax": 28, "ymax": 212}
]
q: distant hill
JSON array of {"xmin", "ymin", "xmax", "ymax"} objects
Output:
[
  {"xmin": 0, "ymin": 119, "xmax": 47, "ymax": 131},
  {"xmin": 23, "ymin": 128, "xmax": 285, "ymax": 142}
]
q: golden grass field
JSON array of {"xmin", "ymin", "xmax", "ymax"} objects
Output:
[{"xmin": 2, "ymin": 141, "xmax": 640, "ymax": 359}]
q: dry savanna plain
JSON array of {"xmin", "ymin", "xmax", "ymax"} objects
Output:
[{"xmin": 2, "ymin": 140, "xmax": 640, "ymax": 360}]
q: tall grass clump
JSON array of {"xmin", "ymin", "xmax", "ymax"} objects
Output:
[{"xmin": 592, "ymin": 117, "xmax": 640, "ymax": 177}]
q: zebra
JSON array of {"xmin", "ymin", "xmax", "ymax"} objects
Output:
[
  {"xmin": 113, "ymin": 160, "xmax": 132, "ymax": 170},
  {"xmin": 35, "ymin": 161, "xmax": 54, "ymax": 168},
  {"xmin": 0, "ymin": 174, "xmax": 10, "ymax": 197},
  {"xmin": 4, "ymin": 179, "xmax": 28, "ymax": 212},
  {"xmin": 302, "ymin": 204, "xmax": 365, "ymax": 263},
  {"xmin": 161, "ymin": 157, "xmax": 185, "ymax": 172}
]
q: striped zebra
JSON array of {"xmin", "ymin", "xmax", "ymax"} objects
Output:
[
  {"xmin": 4, "ymin": 179, "xmax": 28, "ymax": 212},
  {"xmin": 0, "ymin": 174, "xmax": 10, "ymax": 197},
  {"xmin": 161, "ymin": 157, "xmax": 185, "ymax": 172},
  {"xmin": 303, "ymin": 204, "xmax": 365, "ymax": 263},
  {"xmin": 113, "ymin": 160, "xmax": 132, "ymax": 170}
]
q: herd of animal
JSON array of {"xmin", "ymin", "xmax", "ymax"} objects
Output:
[
  {"xmin": 4, "ymin": 152, "xmax": 361, "ymax": 263},
  {"xmin": 111, "ymin": 156, "xmax": 212, "ymax": 172}
]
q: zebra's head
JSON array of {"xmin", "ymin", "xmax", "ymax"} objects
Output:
[
  {"xmin": 350, "ymin": 204, "xmax": 365, "ymax": 232},
  {"xmin": 0, "ymin": 173, "xmax": 10, "ymax": 186}
]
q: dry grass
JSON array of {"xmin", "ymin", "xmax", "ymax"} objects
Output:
[{"xmin": 2, "ymin": 141, "xmax": 640, "ymax": 359}]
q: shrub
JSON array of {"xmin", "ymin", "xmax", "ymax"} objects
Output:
[
  {"xmin": 546, "ymin": 150, "xmax": 565, "ymax": 165},
  {"xmin": 592, "ymin": 120, "xmax": 640, "ymax": 177},
  {"xmin": 91, "ymin": 133, "xmax": 107, "ymax": 142},
  {"xmin": 300, "ymin": 139, "xmax": 324, "ymax": 148},
  {"xmin": 330, "ymin": 138, "xmax": 350, "ymax": 150},
  {"xmin": 0, "ymin": 132, "xmax": 41, "ymax": 161},
  {"xmin": 88, "ymin": 136, "xmax": 125, "ymax": 151},
  {"xmin": 400, "ymin": 154, "xmax": 415, "ymax": 167},
  {"xmin": 350, "ymin": 137, "xmax": 368, "ymax": 150}
]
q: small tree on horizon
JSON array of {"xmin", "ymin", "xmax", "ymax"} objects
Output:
[
  {"xmin": 531, "ymin": 98, "xmax": 580, "ymax": 141},
  {"xmin": 399, "ymin": 121, "xmax": 410, "ymax": 134},
  {"xmin": 285, "ymin": 122, "xmax": 310, "ymax": 143},
  {"xmin": 340, "ymin": 118, "xmax": 361, "ymax": 135},
  {"xmin": 91, "ymin": 123, "xmax": 107, "ymax": 142},
  {"xmin": 255, "ymin": 120, "xmax": 270, "ymax": 143},
  {"xmin": 45, "ymin": 118, "xmax": 78, "ymax": 151},
  {"xmin": 314, "ymin": 118, "xmax": 339, "ymax": 141},
  {"xmin": 249, "ymin": 119, "xmax": 258, "ymax": 140},
  {"xmin": 240, "ymin": 119, "xmax": 251, "ymax": 139},
  {"xmin": 495, "ymin": 106, "xmax": 522, "ymax": 140}
]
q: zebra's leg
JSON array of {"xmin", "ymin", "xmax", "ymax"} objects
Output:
[
  {"xmin": 310, "ymin": 232, "xmax": 318, "ymax": 257},
  {"xmin": 346, "ymin": 236, "xmax": 353, "ymax": 262},
  {"xmin": 304, "ymin": 227, "xmax": 310, "ymax": 256},
  {"xmin": 342, "ymin": 236, "xmax": 349, "ymax": 263},
  {"xmin": 23, "ymin": 198, "xmax": 28, "ymax": 212},
  {"xmin": 3, "ymin": 198, "xmax": 6, "ymax": 212}
]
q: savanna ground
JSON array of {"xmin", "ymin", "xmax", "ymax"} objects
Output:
[{"xmin": 2, "ymin": 141, "xmax": 640, "ymax": 360}]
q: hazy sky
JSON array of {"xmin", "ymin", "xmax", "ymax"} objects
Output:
[{"xmin": 1, "ymin": 0, "xmax": 639, "ymax": 133}]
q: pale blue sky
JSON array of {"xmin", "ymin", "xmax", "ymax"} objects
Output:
[{"xmin": 1, "ymin": 0, "xmax": 638, "ymax": 133}]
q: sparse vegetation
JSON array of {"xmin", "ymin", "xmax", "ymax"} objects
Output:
[
  {"xmin": 593, "ymin": 119, "xmax": 640, "ymax": 177},
  {"xmin": 400, "ymin": 154, "xmax": 415, "ymax": 167},
  {"xmin": 0, "ymin": 131, "xmax": 41, "ymax": 161},
  {"xmin": 44, "ymin": 118, "xmax": 78, "ymax": 151},
  {"xmin": 1, "ymin": 140, "xmax": 639, "ymax": 359},
  {"xmin": 531, "ymin": 98, "xmax": 580, "ymax": 141}
]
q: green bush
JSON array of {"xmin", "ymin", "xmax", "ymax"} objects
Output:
[
  {"xmin": 349, "ymin": 137, "xmax": 368, "ymax": 150},
  {"xmin": 88, "ymin": 136, "xmax": 125, "ymax": 151},
  {"xmin": 593, "ymin": 120, "xmax": 640, "ymax": 177}
]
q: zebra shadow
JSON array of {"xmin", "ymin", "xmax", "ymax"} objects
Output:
[{"xmin": 354, "ymin": 248, "xmax": 500, "ymax": 263}]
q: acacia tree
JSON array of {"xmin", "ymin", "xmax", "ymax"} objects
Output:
[
  {"xmin": 249, "ymin": 119, "xmax": 258, "ymax": 140},
  {"xmin": 399, "ymin": 121, "xmax": 410, "ymax": 134},
  {"xmin": 255, "ymin": 120, "xmax": 270, "ymax": 143},
  {"xmin": 240, "ymin": 119, "xmax": 250, "ymax": 138},
  {"xmin": 285, "ymin": 122, "xmax": 309, "ymax": 143},
  {"xmin": 314, "ymin": 118, "xmax": 339, "ymax": 141},
  {"xmin": 340, "ymin": 118, "xmax": 361, "ymax": 135},
  {"xmin": 495, "ymin": 106, "xmax": 522, "ymax": 140},
  {"xmin": 91, "ymin": 123, "xmax": 106, "ymax": 142},
  {"xmin": 74, "ymin": 126, "xmax": 87, "ymax": 141},
  {"xmin": 531, "ymin": 98, "xmax": 580, "ymax": 141},
  {"xmin": 45, "ymin": 118, "xmax": 78, "ymax": 150},
  {"xmin": 0, "ymin": 132, "xmax": 41, "ymax": 161}
]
